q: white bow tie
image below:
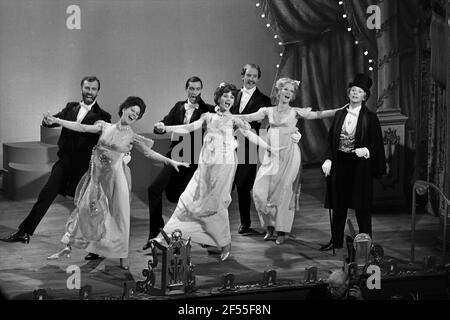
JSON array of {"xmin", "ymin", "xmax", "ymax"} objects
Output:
[
  {"xmin": 185, "ymin": 103, "xmax": 199, "ymax": 111},
  {"xmin": 80, "ymin": 101, "xmax": 93, "ymax": 111}
]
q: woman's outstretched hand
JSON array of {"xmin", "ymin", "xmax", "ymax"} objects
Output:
[{"xmin": 170, "ymin": 159, "xmax": 190, "ymax": 172}]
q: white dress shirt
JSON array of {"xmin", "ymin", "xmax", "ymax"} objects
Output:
[
  {"xmin": 239, "ymin": 86, "xmax": 256, "ymax": 113},
  {"xmin": 76, "ymin": 100, "xmax": 96, "ymax": 123},
  {"xmin": 184, "ymin": 101, "xmax": 199, "ymax": 124},
  {"xmin": 342, "ymin": 105, "xmax": 361, "ymax": 134}
]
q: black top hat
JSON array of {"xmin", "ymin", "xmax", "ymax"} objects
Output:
[{"xmin": 348, "ymin": 73, "xmax": 373, "ymax": 100}]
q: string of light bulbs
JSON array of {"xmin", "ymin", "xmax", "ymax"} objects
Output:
[{"xmin": 338, "ymin": 0, "xmax": 375, "ymax": 72}]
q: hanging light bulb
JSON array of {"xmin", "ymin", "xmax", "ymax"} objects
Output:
[
  {"xmin": 369, "ymin": 67, "xmax": 374, "ymax": 71},
  {"xmin": 343, "ymin": 14, "xmax": 347, "ymax": 18},
  {"xmin": 276, "ymin": 64, "xmax": 280, "ymax": 68},
  {"xmin": 279, "ymin": 52, "xmax": 283, "ymax": 56},
  {"xmin": 266, "ymin": 23, "xmax": 271, "ymax": 28},
  {"xmin": 278, "ymin": 41, "xmax": 283, "ymax": 46},
  {"xmin": 369, "ymin": 59, "xmax": 373, "ymax": 63},
  {"xmin": 338, "ymin": 1, "xmax": 343, "ymax": 5},
  {"xmin": 261, "ymin": 13, "xmax": 265, "ymax": 18},
  {"xmin": 364, "ymin": 50, "xmax": 369, "ymax": 55},
  {"xmin": 354, "ymin": 40, "xmax": 359, "ymax": 45},
  {"xmin": 256, "ymin": 2, "xmax": 261, "ymax": 7},
  {"xmin": 347, "ymin": 27, "xmax": 352, "ymax": 32},
  {"xmin": 274, "ymin": 35, "xmax": 278, "ymax": 39}
]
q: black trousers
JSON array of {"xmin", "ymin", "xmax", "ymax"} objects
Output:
[
  {"xmin": 233, "ymin": 163, "xmax": 257, "ymax": 228},
  {"xmin": 147, "ymin": 164, "xmax": 197, "ymax": 239},
  {"xmin": 331, "ymin": 151, "xmax": 372, "ymax": 247},
  {"xmin": 19, "ymin": 157, "xmax": 73, "ymax": 235}
]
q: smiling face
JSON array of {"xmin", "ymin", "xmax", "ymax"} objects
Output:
[
  {"xmin": 121, "ymin": 105, "xmax": 141, "ymax": 125},
  {"xmin": 186, "ymin": 81, "xmax": 202, "ymax": 104},
  {"xmin": 278, "ymin": 83, "xmax": 295, "ymax": 104},
  {"xmin": 218, "ymin": 91, "xmax": 235, "ymax": 112},
  {"xmin": 81, "ymin": 80, "xmax": 99, "ymax": 105},
  {"xmin": 348, "ymin": 86, "xmax": 367, "ymax": 104},
  {"xmin": 242, "ymin": 67, "xmax": 260, "ymax": 90}
]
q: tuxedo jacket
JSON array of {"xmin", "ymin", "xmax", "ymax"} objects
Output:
[
  {"xmin": 43, "ymin": 101, "xmax": 111, "ymax": 195},
  {"xmin": 154, "ymin": 97, "xmax": 213, "ymax": 163},
  {"xmin": 231, "ymin": 87, "xmax": 271, "ymax": 163},
  {"xmin": 325, "ymin": 105, "xmax": 386, "ymax": 212}
]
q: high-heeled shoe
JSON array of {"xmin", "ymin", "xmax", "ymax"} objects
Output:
[
  {"xmin": 119, "ymin": 258, "xmax": 129, "ymax": 270},
  {"xmin": 47, "ymin": 246, "xmax": 71, "ymax": 260},
  {"xmin": 220, "ymin": 244, "xmax": 231, "ymax": 261},
  {"xmin": 263, "ymin": 227, "xmax": 276, "ymax": 241},
  {"xmin": 275, "ymin": 235, "xmax": 285, "ymax": 245}
]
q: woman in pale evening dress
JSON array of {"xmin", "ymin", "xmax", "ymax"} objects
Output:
[
  {"xmin": 154, "ymin": 83, "xmax": 277, "ymax": 261},
  {"xmin": 46, "ymin": 96, "xmax": 188, "ymax": 269},
  {"xmin": 236, "ymin": 78, "xmax": 343, "ymax": 245}
]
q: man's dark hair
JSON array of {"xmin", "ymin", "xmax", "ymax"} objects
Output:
[
  {"xmin": 241, "ymin": 63, "xmax": 262, "ymax": 79},
  {"xmin": 81, "ymin": 76, "xmax": 101, "ymax": 91},
  {"xmin": 185, "ymin": 76, "xmax": 203, "ymax": 89}
]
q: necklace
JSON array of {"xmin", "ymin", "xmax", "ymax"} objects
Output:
[{"xmin": 116, "ymin": 122, "xmax": 130, "ymax": 132}]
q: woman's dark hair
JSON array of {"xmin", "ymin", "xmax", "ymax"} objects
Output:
[
  {"xmin": 213, "ymin": 82, "xmax": 237, "ymax": 105},
  {"xmin": 118, "ymin": 96, "xmax": 146, "ymax": 120}
]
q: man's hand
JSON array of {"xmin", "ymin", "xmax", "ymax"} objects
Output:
[
  {"xmin": 348, "ymin": 285, "xmax": 363, "ymax": 300},
  {"xmin": 154, "ymin": 122, "xmax": 165, "ymax": 133},
  {"xmin": 43, "ymin": 112, "xmax": 58, "ymax": 125},
  {"xmin": 291, "ymin": 130, "xmax": 302, "ymax": 144},
  {"xmin": 322, "ymin": 159, "xmax": 332, "ymax": 176}
]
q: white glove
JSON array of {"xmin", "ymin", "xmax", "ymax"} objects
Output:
[
  {"xmin": 354, "ymin": 147, "xmax": 370, "ymax": 159},
  {"xmin": 154, "ymin": 122, "xmax": 165, "ymax": 133},
  {"xmin": 322, "ymin": 159, "xmax": 332, "ymax": 176},
  {"xmin": 290, "ymin": 131, "xmax": 302, "ymax": 143},
  {"xmin": 123, "ymin": 152, "xmax": 131, "ymax": 164}
]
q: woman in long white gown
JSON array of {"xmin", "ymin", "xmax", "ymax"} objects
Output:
[
  {"xmin": 235, "ymin": 78, "xmax": 343, "ymax": 245},
  {"xmin": 154, "ymin": 83, "xmax": 278, "ymax": 261},
  {"xmin": 45, "ymin": 96, "xmax": 188, "ymax": 269}
]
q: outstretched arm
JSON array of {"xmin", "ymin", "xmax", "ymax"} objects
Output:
[
  {"xmin": 233, "ymin": 108, "xmax": 267, "ymax": 122},
  {"xmin": 296, "ymin": 104, "xmax": 347, "ymax": 120},
  {"xmin": 44, "ymin": 112, "xmax": 102, "ymax": 133},
  {"xmin": 155, "ymin": 115, "xmax": 206, "ymax": 134},
  {"xmin": 235, "ymin": 118, "xmax": 282, "ymax": 152},
  {"xmin": 133, "ymin": 134, "xmax": 189, "ymax": 172}
]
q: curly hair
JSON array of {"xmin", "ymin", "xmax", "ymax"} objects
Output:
[
  {"xmin": 272, "ymin": 77, "xmax": 300, "ymax": 106},
  {"xmin": 213, "ymin": 82, "xmax": 237, "ymax": 105},
  {"xmin": 118, "ymin": 96, "xmax": 146, "ymax": 120}
]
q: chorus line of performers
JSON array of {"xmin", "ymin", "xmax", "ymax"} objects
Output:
[{"xmin": 1, "ymin": 65, "xmax": 385, "ymax": 268}]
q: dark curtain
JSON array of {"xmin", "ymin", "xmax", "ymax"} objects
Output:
[{"xmin": 263, "ymin": 0, "xmax": 373, "ymax": 164}]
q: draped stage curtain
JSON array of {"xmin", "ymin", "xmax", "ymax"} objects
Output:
[
  {"xmin": 262, "ymin": 0, "xmax": 447, "ymax": 217},
  {"xmin": 262, "ymin": 0, "xmax": 372, "ymax": 164}
]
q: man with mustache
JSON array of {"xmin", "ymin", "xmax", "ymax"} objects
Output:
[
  {"xmin": 1, "ymin": 76, "xmax": 111, "ymax": 244},
  {"xmin": 230, "ymin": 64, "xmax": 272, "ymax": 235},
  {"xmin": 143, "ymin": 76, "xmax": 213, "ymax": 250}
]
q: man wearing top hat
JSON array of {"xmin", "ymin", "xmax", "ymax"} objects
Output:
[{"xmin": 320, "ymin": 73, "xmax": 386, "ymax": 251}]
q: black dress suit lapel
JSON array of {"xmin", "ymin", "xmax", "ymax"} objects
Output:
[
  {"xmin": 333, "ymin": 108, "xmax": 347, "ymax": 148},
  {"xmin": 80, "ymin": 102, "xmax": 99, "ymax": 124},
  {"xmin": 231, "ymin": 91, "xmax": 242, "ymax": 114},
  {"xmin": 178, "ymin": 101, "xmax": 187, "ymax": 125},
  {"xmin": 70, "ymin": 103, "xmax": 81, "ymax": 121}
]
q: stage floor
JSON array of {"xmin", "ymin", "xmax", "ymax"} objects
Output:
[{"xmin": 0, "ymin": 168, "xmax": 445, "ymax": 300}]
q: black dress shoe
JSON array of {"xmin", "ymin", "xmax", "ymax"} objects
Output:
[
  {"xmin": 238, "ymin": 225, "xmax": 259, "ymax": 235},
  {"xmin": 84, "ymin": 253, "xmax": 101, "ymax": 260},
  {"xmin": 0, "ymin": 230, "xmax": 30, "ymax": 244}
]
